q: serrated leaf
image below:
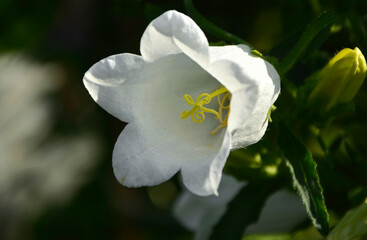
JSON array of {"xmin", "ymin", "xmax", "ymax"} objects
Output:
[
  {"xmin": 209, "ymin": 178, "xmax": 282, "ymax": 240},
  {"xmin": 279, "ymin": 124, "xmax": 329, "ymax": 236}
]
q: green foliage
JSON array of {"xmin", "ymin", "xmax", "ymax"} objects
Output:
[
  {"xmin": 279, "ymin": 124, "xmax": 329, "ymax": 236},
  {"xmin": 278, "ymin": 9, "xmax": 340, "ymax": 77},
  {"xmin": 211, "ymin": 1, "xmax": 367, "ymax": 238},
  {"xmin": 225, "ymin": 143, "xmax": 283, "ymax": 183}
]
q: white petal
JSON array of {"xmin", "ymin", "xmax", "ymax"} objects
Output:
[
  {"xmin": 204, "ymin": 44, "xmax": 280, "ymax": 149},
  {"xmin": 207, "ymin": 45, "xmax": 256, "ymax": 91},
  {"xmin": 180, "ymin": 131, "xmax": 232, "ymax": 196},
  {"xmin": 173, "ymin": 174, "xmax": 245, "ymax": 231},
  {"xmin": 174, "ymin": 182, "xmax": 306, "ymax": 238},
  {"xmin": 111, "ymin": 53, "xmax": 230, "ymax": 195},
  {"xmin": 132, "ymin": 53, "xmax": 224, "ymax": 150},
  {"xmin": 231, "ymin": 52, "xmax": 280, "ymax": 149},
  {"xmin": 200, "ymin": 45, "xmax": 279, "ymax": 140},
  {"xmin": 112, "ymin": 122, "xmax": 180, "ymax": 187},
  {"xmin": 205, "ymin": 45, "xmax": 263, "ymax": 132},
  {"xmin": 247, "ymin": 190, "xmax": 308, "ymax": 233},
  {"xmin": 141, "ymin": 12, "xmax": 274, "ymax": 138},
  {"xmin": 113, "ymin": 120, "xmax": 228, "ymax": 193},
  {"xmin": 173, "ymin": 191, "xmax": 209, "ymax": 231},
  {"xmin": 83, "ymin": 53, "xmax": 145, "ymax": 122},
  {"xmin": 194, "ymin": 205, "xmax": 226, "ymax": 240},
  {"xmin": 140, "ymin": 10, "xmax": 209, "ymax": 65},
  {"xmin": 231, "ymin": 118, "xmax": 270, "ymax": 150}
]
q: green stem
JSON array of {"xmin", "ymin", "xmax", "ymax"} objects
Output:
[{"xmin": 183, "ymin": 0, "xmax": 252, "ymax": 47}]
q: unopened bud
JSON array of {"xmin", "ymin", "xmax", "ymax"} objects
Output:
[{"xmin": 308, "ymin": 47, "xmax": 366, "ymax": 111}]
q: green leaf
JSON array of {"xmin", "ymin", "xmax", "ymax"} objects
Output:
[
  {"xmin": 327, "ymin": 102, "xmax": 355, "ymax": 117},
  {"xmin": 209, "ymin": 178, "xmax": 283, "ymax": 240},
  {"xmin": 279, "ymin": 124, "xmax": 329, "ymax": 236},
  {"xmin": 278, "ymin": 9, "xmax": 340, "ymax": 77},
  {"xmin": 183, "ymin": 0, "xmax": 251, "ymax": 46},
  {"xmin": 224, "ymin": 146, "xmax": 283, "ymax": 182}
]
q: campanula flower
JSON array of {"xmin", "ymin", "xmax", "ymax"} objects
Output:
[{"xmin": 83, "ymin": 10, "xmax": 280, "ymax": 196}]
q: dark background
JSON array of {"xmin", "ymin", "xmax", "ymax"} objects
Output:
[{"xmin": 0, "ymin": 0, "xmax": 366, "ymax": 239}]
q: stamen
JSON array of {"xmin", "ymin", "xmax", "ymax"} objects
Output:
[
  {"xmin": 267, "ymin": 105, "xmax": 277, "ymax": 122},
  {"xmin": 211, "ymin": 93, "xmax": 230, "ymax": 135},
  {"xmin": 180, "ymin": 86, "xmax": 231, "ymax": 134}
]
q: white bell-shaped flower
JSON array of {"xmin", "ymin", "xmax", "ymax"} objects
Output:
[
  {"xmin": 174, "ymin": 175, "xmax": 308, "ymax": 240},
  {"xmin": 83, "ymin": 10, "xmax": 280, "ymax": 196}
]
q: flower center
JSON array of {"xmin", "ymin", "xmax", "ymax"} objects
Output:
[{"xmin": 180, "ymin": 86, "xmax": 231, "ymax": 135}]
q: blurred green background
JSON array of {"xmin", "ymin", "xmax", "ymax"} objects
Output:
[{"xmin": 0, "ymin": 0, "xmax": 366, "ymax": 239}]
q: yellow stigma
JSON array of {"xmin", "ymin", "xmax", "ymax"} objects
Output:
[{"xmin": 180, "ymin": 86, "xmax": 230, "ymax": 135}]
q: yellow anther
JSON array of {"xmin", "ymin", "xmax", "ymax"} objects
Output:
[
  {"xmin": 180, "ymin": 93, "xmax": 220, "ymax": 123},
  {"xmin": 180, "ymin": 86, "xmax": 231, "ymax": 134},
  {"xmin": 210, "ymin": 91, "xmax": 231, "ymax": 135}
]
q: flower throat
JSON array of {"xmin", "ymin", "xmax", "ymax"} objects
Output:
[{"xmin": 180, "ymin": 86, "xmax": 230, "ymax": 135}]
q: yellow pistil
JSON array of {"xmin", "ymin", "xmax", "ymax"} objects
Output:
[{"xmin": 180, "ymin": 86, "xmax": 231, "ymax": 135}]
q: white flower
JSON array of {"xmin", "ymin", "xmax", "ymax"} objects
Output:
[
  {"xmin": 83, "ymin": 10, "xmax": 280, "ymax": 196},
  {"xmin": 173, "ymin": 174, "xmax": 308, "ymax": 240}
]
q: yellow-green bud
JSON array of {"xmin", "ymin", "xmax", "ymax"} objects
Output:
[{"xmin": 308, "ymin": 47, "xmax": 366, "ymax": 111}]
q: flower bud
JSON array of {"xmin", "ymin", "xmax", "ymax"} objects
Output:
[{"xmin": 308, "ymin": 47, "xmax": 366, "ymax": 111}]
